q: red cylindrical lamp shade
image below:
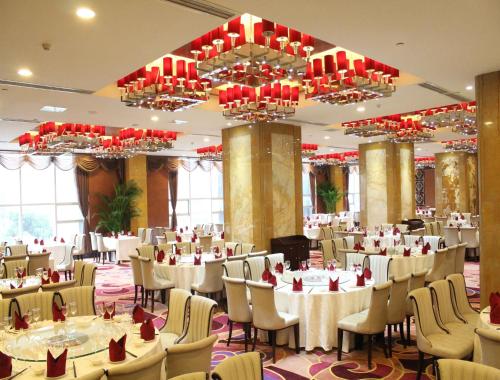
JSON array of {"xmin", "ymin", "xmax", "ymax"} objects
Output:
[
  {"xmin": 336, "ymin": 51, "xmax": 348, "ymax": 72},
  {"xmin": 227, "ymin": 16, "xmax": 241, "ymax": 37},
  {"xmin": 291, "ymin": 86, "xmax": 299, "ymax": 103},
  {"xmin": 324, "ymin": 55, "xmax": 335, "ymax": 75},
  {"xmin": 219, "ymin": 90, "xmax": 227, "ymax": 106},
  {"xmin": 187, "ymin": 62, "xmax": 198, "ymax": 82},
  {"xmin": 282, "ymin": 85, "xmax": 290, "ymax": 101},
  {"xmin": 226, "ymin": 87, "xmax": 234, "ymax": 104},
  {"xmin": 262, "ymin": 19, "xmax": 275, "ymax": 37},
  {"xmin": 176, "ymin": 60, "xmax": 186, "ymax": 78},
  {"xmin": 190, "ymin": 38, "xmax": 202, "ymax": 54},
  {"xmin": 313, "ymin": 58, "xmax": 323, "ymax": 79},
  {"xmin": 163, "ymin": 57, "xmax": 173, "ymax": 77},
  {"xmin": 275, "ymin": 24, "xmax": 288, "ymax": 41},
  {"xmin": 233, "ymin": 85, "xmax": 242, "ymax": 102},
  {"xmin": 253, "ymin": 22, "xmax": 265, "ymax": 45},
  {"xmin": 289, "ymin": 29, "xmax": 301, "ymax": 45},
  {"xmin": 301, "ymin": 34, "xmax": 314, "ymax": 51}
]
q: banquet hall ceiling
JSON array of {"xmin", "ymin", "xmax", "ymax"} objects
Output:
[{"xmin": 0, "ymin": 0, "xmax": 499, "ymax": 158}]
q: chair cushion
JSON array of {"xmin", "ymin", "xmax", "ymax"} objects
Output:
[
  {"xmin": 425, "ymin": 332, "xmax": 474, "ymax": 358},
  {"xmin": 153, "ymin": 277, "xmax": 174, "ymax": 290},
  {"xmin": 462, "ymin": 312, "xmax": 479, "ymax": 326},
  {"xmin": 160, "ymin": 332, "xmax": 179, "ymax": 348},
  {"xmin": 444, "ymin": 322, "xmax": 475, "ymax": 341},
  {"xmin": 56, "ymin": 264, "xmax": 71, "ymax": 271},
  {"xmin": 338, "ymin": 309, "xmax": 371, "ymax": 334},
  {"xmin": 277, "ymin": 311, "xmax": 299, "ymax": 328}
]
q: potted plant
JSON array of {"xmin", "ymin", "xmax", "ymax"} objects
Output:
[
  {"xmin": 96, "ymin": 181, "xmax": 142, "ymax": 233},
  {"xmin": 317, "ymin": 182, "xmax": 343, "ymax": 214}
]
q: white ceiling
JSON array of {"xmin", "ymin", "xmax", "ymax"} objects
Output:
[{"xmin": 1, "ymin": 0, "xmax": 498, "ymax": 157}]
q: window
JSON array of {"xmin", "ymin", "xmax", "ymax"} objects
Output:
[
  {"xmin": 169, "ymin": 162, "xmax": 223, "ymax": 227},
  {"xmin": 302, "ymin": 167, "xmax": 313, "ymax": 216},
  {"xmin": 0, "ymin": 164, "xmax": 83, "ymax": 243},
  {"xmin": 347, "ymin": 166, "xmax": 360, "ymax": 212}
]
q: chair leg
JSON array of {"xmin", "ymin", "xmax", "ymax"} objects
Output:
[
  {"xmin": 367, "ymin": 335, "xmax": 373, "ymax": 369},
  {"xmin": 337, "ymin": 328, "xmax": 343, "ymax": 361},
  {"xmin": 399, "ymin": 322, "xmax": 406, "ymax": 348},
  {"xmin": 417, "ymin": 350, "xmax": 424, "ymax": 380},
  {"xmin": 293, "ymin": 324, "xmax": 300, "ymax": 354},
  {"xmin": 381, "ymin": 331, "xmax": 388, "ymax": 359},
  {"xmin": 151, "ymin": 291, "xmax": 155, "ymax": 313},
  {"xmin": 252, "ymin": 327, "xmax": 258, "ymax": 351},
  {"xmin": 134, "ymin": 285, "xmax": 138, "ymax": 304},
  {"xmin": 141, "ymin": 287, "xmax": 144, "ymax": 306},
  {"xmin": 227, "ymin": 320, "xmax": 233, "ymax": 347},
  {"xmin": 144, "ymin": 289, "xmax": 148, "ymax": 308},
  {"xmin": 387, "ymin": 325, "xmax": 392, "ymax": 357},
  {"xmin": 406, "ymin": 315, "xmax": 411, "ymax": 346},
  {"xmin": 269, "ymin": 330, "xmax": 276, "ymax": 363},
  {"xmin": 244, "ymin": 323, "xmax": 249, "ymax": 352}
]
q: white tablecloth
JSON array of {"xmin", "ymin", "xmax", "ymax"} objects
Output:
[
  {"xmin": 104, "ymin": 236, "xmax": 141, "ymax": 262},
  {"xmin": 473, "ymin": 306, "xmax": 499, "ymax": 362},
  {"xmin": 388, "ymin": 251, "xmax": 434, "ymax": 278},
  {"xmin": 363, "ymin": 233, "xmax": 400, "ymax": 249},
  {"xmin": 154, "ymin": 254, "xmax": 212, "ymax": 290},
  {"xmin": 262, "ymin": 270, "xmax": 373, "ymax": 351},
  {"xmin": 303, "ymin": 227, "xmax": 321, "ymax": 240}
]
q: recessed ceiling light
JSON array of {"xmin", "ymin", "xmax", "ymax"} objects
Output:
[
  {"xmin": 324, "ymin": 136, "xmax": 331, "ymax": 140},
  {"xmin": 203, "ymin": 137, "xmax": 210, "ymax": 142},
  {"xmin": 151, "ymin": 115, "xmax": 159, "ymax": 122},
  {"xmin": 17, "ymin": 68, "xmax": 32, "ymax": 77},
  {"xmin": 396, "ymin": 42, "xmax": 405, "ymax": 47},
  {"xmin": 172, "ymin": 119, "xmax": 188, "ymax": 125},
  {"xmin": 416, "ymin": 147, "xmax": 422, "ymax": 151},
  {"xmin": 465, "ymin": 85, "xmax": 473, "ymax": 91},
  {"xmin": 76, "ymin": 7, "xmax": 95, "ymax": 20},
  {"xmin": 356, "ymin": 106, "xmax": 365, "ymax": 112},
  {"xmin": 226, "ymin": 122, "xmax": 232, "ymax": 126},
  {"xmin": 329, "ymin": 148, "xmax": 335, "ymax": 152},
  {"xmin": 368, "ymin": 139, "xmax": 372, "ymax": 143},
  {"xmin": 40, "ymin": 106, "xmax": 66, "ymax": 113}
]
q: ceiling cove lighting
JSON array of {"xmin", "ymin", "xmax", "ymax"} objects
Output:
[
  {"xmin": 76, "ymin": 7, "xmax": 96, "ymax": 20},
  {"xmin": 17, "ymin": 68, "xmax": 33, "ymax": 77},
  {"xmin": 40, "ymin": 106, "xmax": 67, "ymax": 113}
]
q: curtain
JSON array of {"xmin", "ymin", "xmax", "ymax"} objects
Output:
[
  {"xmin": 75, "ymin": 167, "xmax": 90, "ymax": 251},
  {"xmin": 0, "ymin": 154, "xmax": 74, "ymax": 170},
  {"xmin": 168, "ymin": 158, "xmax": 179, "ymax": 229},
  {"xmin": 343, "ymin": 167, "xmax": 350, "ymax": 211},
  {"xmin": 309, "ymin": 171, "xmax": 316, "ymax": 213}
]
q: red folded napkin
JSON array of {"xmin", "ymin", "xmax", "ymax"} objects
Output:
[
  {"xmin": 53, "ymin": 236, "xmax": 57, "ymax": 242},
  {"xmin": 42, "ymin": 248, "xmax": 47, "ymax": 253},
  {"xmin": 42, "ymin": 276, "xmax": 50, "ymax": 285},
  {"xmin": 460, "ymin": 214, "xmax": 465, "ymax": 220},
  {"xmin": 379, "ymin": 231, "xmax": 384, "ymax": 237},
  {"xmin": 422, "ymin": 246, "xmax": 429, "ymax": 255},
  {"xmin": 221, "ymin": 232, "xmax": 224, "ymax": 239},
  {"xmin": 191, "ymin": 236, "xmax": 196, "ymax": 243},
  {"xmin": 214, "ymin": 253, "xmax": 223, "ymax": 259},
  {"xmin": 261, "ymin": 269, "xmax": 271, "ymax": 281},
  {"xmin": 140, "ymin": 319, "xmax": 155, "ymax": 341},
  {"xmin": 103, "ymin": 302, "xmax": 115, "ymax": 320},
  {"xmin": 47, "ymin": 268, "xmax": 52, "ymax": 278},
  {"xmin": 379, "ymin": 248, "xmax": 387, "ymax": 256},
  {"xmin": 0, "ymin": 351, "xmax": 12, "ymax": 379},
  {"xmin": 52, "ymin": 302, "xmax": 66, "ymax": 322},
  {"xmin": 156, "ymin": 250, "xmax": 165, "ymax": 263},
  {"xmin": 14, "ymin": 311, "xmax": 29, "ymax": 330},
  {"xmin": 34, "ymin": 238, "xmax": 39, "ymax": 244},
  {"xmin": 329, "ymin": 277, "xmax": 339, "ymax": 292},
  {"xmin": 176, "ymin": 236, "xmax": 182, "ymax": 242},
  {"xmin": 275, "ymin": 262, "xmax": 284, "ymax": 274},
  {"xmin": 374, "ymin": 240, "xmax": 380, "ymax": 248},
  {"xmin": 403, "ymin": 248, "xmax": 411, "ymax": 257},
  {"xmin": 185, "ymin": 226, "xmax": 189, "ymax": 231},
  {"xmin": 213, "ymin": 246, "xmax": 220, "ymax": 254},
  {"xmin": 356, "ymin": 274, "xmax": 366, "ymax": 286},
  {"xmin": 132, "ymin": 305, "xmax": 144, "ymax": 324},
  {"xmin": 415, "ymin": 239, "xmax": 420, "ymax": 246},
  {"xmin": 51, "ymin": 271, "xmax": 60, "ymax": 283},
  {"xmin": 193, "ymin": 233, "xmax": 197, "ymax": 240},
  {"xmin": 169, "ymin": 256, "xmax": 176, "ymax": 265},
  {"xmin": 292, "ymin": 278, "xmax": 303, "ymax": 292},
  {"xmin": 363, "ymin": 267, "xmax": 372, "ymax": 280},
  {"xmin": 393, "ymin": 227, "xmax": 400, "ymax": 234},
  {"xmin": 10, "ymin": 282, "xmax": 22, "ymax": 289},
  {"xmin": 226, "ymin": 248, "xmax": 233, "ymax": 257},
  {"xmin": 268, "ymin": 275, "xmax": 277, "ymax": 287},
  {"xmin": 109, "ymin": 335, "xmax": 127, "ymax": 362},
  {"xmin": 195, "ymin": 247, "xmax": 202, "ymax": 255},
  {"xmin": 363, "ymin": 231, "xmax": 367, "ymax": 237},
  {"xmin": 193, "ymin": 254, "xmax": 202, "ymax": 265},
  {"xmin": 40, "ymin": 239, "xmax": 44, "ymax": 245},
  {"xmin": 60, "ymin": 238, "xmax": 65, "ymax": 243},
  {"xmin": 47, "ymin": 349, "xmax": 67, "ymax": 378},
  {"xmin": 424, "ymin": 242, "xmax": 431, "ymax": 250},
  {"xmin": 306, "ymin": 216, "xmax": 310, "ymax": 221},
  {"xmin": 491, "ymin": 304, "xmax": 500, "ymax": 324},
  {"xmin": 16, "ymin": 268, "xmax": 26, "ymax": 279},
  {"xmin": 489, "ymin": 292, "xmax": 500, "ymax": 307},
  {"xmin": 175, "ymin": 248, "xmax": 181, "ymax": 256},
  {"xmin": 179, "ymin": 228, "xmax": 184, "ymax": 233},
  {"xmin": 327, "ymin": 263, "xmax": 336, "ymax": 271},
  {"xmin": 299, "ymin": 262, "xmax": 308, "ymax": 271},
  {"xmin": 353, "ymin": 243, "xmax": 365, "ymax": 251}
]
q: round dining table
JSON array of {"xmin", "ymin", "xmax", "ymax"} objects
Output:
[
  {"xmin": 0, "ymin": 315, "xmax": 161, "ymax": 379},
  {"xmin": 154, "ymin": 253, "xmax": 214, "ymax": 291},
  {"xmin": 473, "ymin": 306, "xmax": 500, "ymax": 362},
  {"xmin": 259, "ymin": 269, "xmax": 374, "ymax": 352}
]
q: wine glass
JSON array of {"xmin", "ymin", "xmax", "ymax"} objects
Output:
[
  {"xmin": 32, "ymin": 307, "xmax": 41, "ymax": 327},
  {"xmin": 61, "ymin": 305, "xmax": 68, "ymax": 322},
  {"xmin": 284, "ymin": 260, "xmax": 291, "ymax": 271},
  {"xmin": 306, "ymin": 259, "xmax": 312, "ymax": 269},
  {"xmin": 69, "ymin": 302, "xmax": 77, "ymax": 319},
  {"xmin": 105, "ymin": 302, "xmax": 114, "ymax": 319},
  {"xmin": 332, "ymin": 259, "xmax": 337, "ymax": 270}
]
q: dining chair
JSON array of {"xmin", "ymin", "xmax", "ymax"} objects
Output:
[
  {"xmin": 41, "ymin": 280, "xmax": 77, "ymax": 292},
  {"xmin": 2, "ymin": 259, "xmax": 28, "ymax": 278},
  {"xmin": 107, "ymin": 351, "xmax": 166, "ymax": 380},
  {"xmin": 165, "ymin": 335, "xmax": 218, "ymax": 379},
  {"xmin": 96, "ymin": 233, "xmax": 112, "ymax": 264},
  {"xmin": 422, "ymin": 236, "xmax": 442, "ymax": 252},
  {"xmin": 72, "ymin": 234, "xmax": 86, "ymax": 261},
  {"xmin": 437, "ymin": 359, "xmax": 500, "ymax": 380},
  {"xmin": 247, "ymin": 280, "xmax": 300, "ymax": 363},
  {"xmin": 446, "ymin": 273, "xmax": 479, "ymax": 325},
  {"xmin": 244, "ymin": 257, "xmax": 266, "ymax": 282},
  {"xmin": 11, "ymin": 291, "xmax": 55, "ymax": 322},
  {"xmin": 395, "ymin": 223, "xmax": 409, "ymax": 233},
  {"xmin": 337, "ymin": 281, "xmax": 391, "ymax": 369},
  {"xmin": 73, "ymin": 260, "xmax": 85, "ymax": 286},
  {"xmin": 470, "ymin": 215, "xmax": 480, "ymax": 225},
  {"xmin": 0, "ymin": 299, "xmax": 11, "ymax": 321},
  {"xmin": 474, "ymin": 328, "xmax": 500, "ymax": 369},
  {"xmin": 57, "ymin": 245, "xmax": 75, "ymax": 280},
  {"xmin": 0, "ymin": 284, "xmax": 40, "ymax": 300},
  {"xmin": 443, "ymin": 245, "xmax": 457, "ymax": 278},
  {"xmin": 222, "ymin": 260, "xmax": 245, "ymax": 279},
  {"xmin": 191, "ymin": 258, "xmax": 225, "ymax": 299},
  {"xmin": 175, "ymin": 242, "xmax": 192, "ymax": 254},
  {"xmin": 177, "ymin": 295, "xmax": 217, "ymax": 344},
  {"xmin": 170, "ymin": 373, "xmax": 207, "ymax": 380},
  {"xmin": 225, "ymin": 242, "xmax": 240, "ymax": 256},
  {"xmin": 136, "ymin": 245, "xmax": 156, "ymax": 261},
  {"xmin": 247, "ymin": 250, "xmax": 267, "ymax": 258},
  {"xmin": 156, "ymin": 236, "xmax": 167, "ymax": 245},
  {"xmin": 460, "ymin": 227, "xmax": 479, "ymax": 260},
  {"xmin": 405, "ymin": 270, "xmax": 428, "ymax": 346},
  {"xmin": 429, "ymin": 222, "xmax": 439, "ymax": 237},
  {"xmin": 165, "ymin": 231, "xmax": 178, "ymax": 242},
  {"xmin": 319, "ymin": 240, "xmax": 335, "ymax": 269},
  {"xmin": 223, "ymin": 277, "xmax": 252, "ymax": 351},
  {"xmin": 89, "ymin": 231, "xmax": 98, "ymax": 261},
  {"xmin": 6, "ymin": 244, "xmax": 28, "ymax": 257},
  {"xmin": 81, "ymin": 263, "xmax": 97, "ymax": 286},
  {"xmin": 199, "ymin": 236, "xmax": 213, "ymax": 252},
  {"xmin": 56, "ymin": 286, "xmax": 96, "ymax": 316},
  {"xmin": 137, "ymin": 227, "xmax": 146, "ymax": 244},
  {"xmin": 159, "ymin": 288, "xmax": 191, "ymax": 347},
  {"xmin": 386, "ymin": 275, "xmax": 410, "ymax": 356},
  {"xmin": 241, "ymin": 243, "xmax": 255, "ymax": 254},
  {"xmin": 75, "ymin": 369, "xmax": 105, "ymax": 380},
  {"xmin": 454, "ymin": 243, "xmax": 467, "ymax": 274},
  {"xmin": 425, "ymin": 248, "xmax": 448, "ymax": 283},
  {"xmin": 226, "ymin": 253, "xmax": 248, "ymax": 262},
  {"xmin": 138, "ymin": 256, "xmax": 175, "ymax": 312},
  {"xmin": 27, "ymin": 252, "xmax": 51, "ymax": 276},
  {"xmin": 423, "ymin": 223, "xmax": 433, "ymax": 235},
  {"xmin": 211, "ymin": 352, "xmax": 263, "ymax": 380},
  {"xmin": 265, "ymin": 253, "xmax": 284, "ymax": 271},
  {"xmin": 368, "ymin": 255, "xmax": 392, "ymax": 284},
  {"xmin": 443, "ymin": 227, "xmax": 460, "ymax": 247},
  {"xmin": 409, "ymin": 287, "xmax": 474, "ymax": 380},
  {"xmin": 342, "ymin": 235, "xmax": 355, "ymax": 249},
  {"xmin": 381, "ymin": 223, "xmax": 394, "ymax": 231},
  {"xmin": 320, "ymin": 226, "xmax": 333, "ymax": 240},
  {"xmin": 144, "ymin": 228, "xmax": 153, "ymax": 245},
  {"xmin": 129, "ymin": 254, "xmax": 144, "ymax": 305},
  {"xmin": 411, "ymin": 228, "xmax": 425, "ymax": 237},
  {"xmin": 156, "ymin": 243, "xmax": 174, "ymax": 255}
]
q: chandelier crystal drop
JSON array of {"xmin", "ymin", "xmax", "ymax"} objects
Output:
[
  {"xmin": 415, "ymin": 156, "xmax": 435, "ymax": 169},
  {"xmin": 301, "ymin": 143, "xmax": 318, "ymax": 158},
  {"xmin": 309, "ymin": 151, "xmax": 359, "ymax": 166},
  {"xmin": 196, "ymin": 145, "xmax": 223, "ymax": 161},
  {"xmin": 419, "ymin": 101, "xmax": 476, "ymax": 135},
  {"xmin": 442, "ymin": 138, "xmax": 477, "ymax": 154}
]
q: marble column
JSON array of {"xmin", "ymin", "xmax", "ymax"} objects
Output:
[
  {"xmin": 125, "ymin": 155, "xmax": 148, "ymax": 233},
  {"xmin": 222, "ymin": 122, "xmax": 303, "ymax": 251},
  {"xmin": 359, "ymin": 141, "xmax": 415, "ymax": 228},
  {"xmin": 329, "ymin": 165, "xmax": 345, "ymax": 212},
  {"xmin": 434, "ymin": 152, "xmax": 478, "ymax": 216},
  {"xmin": 476, "ymin": 71, "xmax": 500, "ymax": 308}
]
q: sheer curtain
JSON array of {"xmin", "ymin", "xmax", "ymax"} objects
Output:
[
  {"xmin": 168, "ymin": 158, "xmax": 179, "ymax": 229},
  {"xmin": 75, "ymin": 167, "xmax": 90, "ymax": 251}
]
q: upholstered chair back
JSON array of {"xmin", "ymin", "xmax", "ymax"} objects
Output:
[
  {"xmin": 12, "ymin": 291, "xmax": 54, "ymax": 321},
  {"xmin": 137, "ymin": 227, "xmax": 145, "ymax": 243},
  {"xmin": 320, "ymin": 240, "xmax": 334, "ymax": 268},
  {"xmin": 455, "ymin": 243, "xmax": 467, "ymax": 274},
  {"xmin": 175, "ymin": 242, "xmax": 192, "ymax": 254},
  {"xmin": 387, "ymin": 275, "xmax": 410, "ymax": 324},
  {"xmin": 241, "ymin": 243, "xmax": 255, "ymax": 255},
  {"xmin": 42, "ymin": 280, "xmax": 77, "ymax": 292},
  {"xmin": 195, "ymin": 258, "xmax": 225, "ymax": 294},
  {"xmin": 165, "ymin": 231, "xmax": 177, "ymax": 242},
  {"xmin": 222, "ymin": 261, "xmax": 245, "ymax": 279},
  {"xmin": 74, "ymin": 260, "xmax": 85, "ymax": 285},
  {"xmin": 212, "ymin": 352, "xmax": 263, "ymax": 380},
  {"xmin": 358, "ymin": 281, "xmax": 391, "ymax": 333},
  {"xmin": 89, "ymin": 232, "xmax": 97, "ymax": 251},
  {"xmin": 406, "ymin": 270, "xmax": 428, "ymax": 315},
  {"xmin": 265, "ymin": 253, "xmax": 284, "ymax": 270},
  {"xmin": 475, "ymin": 328, "xmax": 500, "ymax": 369},
  {"xmin": 179, "ymin": 295, "xmax": 217, "ymax": 344},
  {"xmin": 443, "ymin": 227, "xmax": 460, "ymax": 246},
  {"xmin": 107, "ymin": 351, "xmax": 166, "ymax": 380},
  {"xmin": 444, "ymin": 245, "xmax": 457, "ymax": 277},
  {"xmin": 244, "ymin": 257, "xmax": 266, "ymax": 282},
  {"xmin": 6, "ymin": 244, "xmax": 28, "ymax": 257},
  {"xmin": 138, "ymin": 257, "xmax": 155, "ymax": 290},
  {"xmin": 137, "ymin": 245, "xmax": 156, "ymax": 261},
  {"xmin": 226, "ymin": 254, "xmax": 248, "ymax": 262},
  {"xmin": 129, "ymin": 254, "xmax": 143, "ymax": 286},
  {"xmin": 437, "ymin": 359, "xmax": 500, "ymax": 380},
  {"xmin": 27, "ymin": 252, "xmax": 51, "ymax": 276},
  {"xmin": 161, "ymin": 288, "xmax": 191, "ymax": 337},
  {"xmin": 1, "ymin": 284, "xmax": 40, "ymax": 300},
  {"xmin": 247, "ymin": 280, "xmax": 284, "ymax": 331},
  {"xmin": 144, "ymin": 228, "xmax": 153, "ymax": 245},
  {"xmin": 429, "ymin": 280, "xmax": 464, "ymax": 326},
  {"xmin": 199, "ymin": 236, "xmax": 213, "ymax": 252},
  {"xmin": 426, "ymin": 248, "xmax": 448, "ymax": 282},
  {"xmin": 56, "ymin": 286, "xmax": 96, "ymax": 316},
  {"xmin": 2, "ymin": 259, "xmax": 28, "ymax": 278},
  {"xmin": 461, "ymin": 227, "xmax": 479, "ymax": 248},
  {"xmin": 165, "ymin": 335, "xmax": 218, "ymax": 379},
  {"xmin": 224, "ymin": 242, "xmax": 240, "ymax": 255},
  {"xmin": 0, "ymin": 299, "xmax": 11, "ymax": 321},
  {"xmin": 247, "ymin": 250, "xmax": 267, "ymax": 258},
  {"xmin": 156, "ymin": 243, "xmax": 173, "ymax": 254},
  {"xmin": 223, "ymin": 276, "xmax": 251, "ymax": 323},
  {"xmin": 447, "ymin": 273, "xmax": 476, "ymax": 318},
  {"xmin": 81, "ymin": 263, "xmax": 97, "ymax": 286}
]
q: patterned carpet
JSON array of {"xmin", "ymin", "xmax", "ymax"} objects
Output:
[{"xmin": 93, "ymin": 252, "xmax": 480, "ymax": 380}]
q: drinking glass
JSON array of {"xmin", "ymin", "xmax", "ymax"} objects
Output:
[
  {"xmin": 306, "ymin": 259, "xmax": 312, "ymax": 269},
  {"xmin": 105, "ymin": 302, "xmax": 114, "ymax": 318},
  {"xmin": 284, "ymin": 260, "xmax": 291, "ymax": 271},
  {"xmin": 301, "ymin": 260, "xmax": 307, "ymax": 270},
  {"xmin": 32, "ymin": 307, "xmax": 41, "ymax": 327},
  {"xmin": 69, "ymin": 302, "xmax": 77, "ymax": 318}
]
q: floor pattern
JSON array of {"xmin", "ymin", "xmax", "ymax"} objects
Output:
[{"xmin": 93, "ymin": 253, "xmax": 480, "ymax": 380}]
